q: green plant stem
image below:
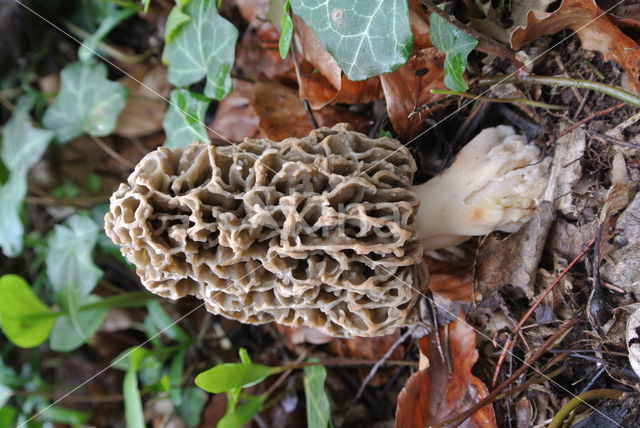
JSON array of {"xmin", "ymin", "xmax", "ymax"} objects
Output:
[
  {"xmin": 549, "ymin": 389, "xmax": 624, "ymax": 428},
  {"xmin": 431, "ymin": 88, "xmax": 567, "ymax": 110},
  {"xmin": 63, "ymin": 20, "xmax": 151, "ymax": 64},
  {"xmin": 79, "ymin": 291, "xmax": 154, "ymax": 311},
  {"xmin": 477, "ymin": 75, "xmax": 640, "ymax": 108}
]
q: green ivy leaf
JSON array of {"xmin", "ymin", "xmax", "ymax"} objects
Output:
[
  {"xmin": 164, "ymin": 0, "xmax": 238, "ymax": 100},
  {"xmin": 217, "ymin": 395, "xmax": 265, "ymax": 428},
  {"xmin": 165, "ymin": 5, "xmax": 192, "ymax": 43},
  {"xmin": 304, "ymin": 359, "xmax": 331, "ymax": 428},
  {"xmin": 279, "ymin": 0, "xmax": 293, "ymax": 59},
  {"xmin": 163, "ymin": 89, "xmax": 211, "ymax": 148},
  {"xmin": 78, "ymin": 5, "xmax": 137, "ymax": 62},
  {"xmin": 429, "ymin": 8, "xmax": 478, "ymax": 92},
  {"xmin": 49, "ymin": 294, "xmax": 108, "ymax": 352},
  {"xmin": 46, "ymin": 215, "xmax": 103, "ymax": 297},
  {"xmin": 195, "ymin": 363, "xmax": 282, "ymax": 393},
  {"xmin": 42, "ymin": 61, "xmax": 128, "ymax": 142},
  {"xmin": 290, "ymin": 0, "xmax": 412, "ymax": 81},
  {"xmin": 0, "ymin": 95, "xmax": 54, "ymax": 257},
  {"xmin": 0, "ymin": 274, "xmax": 56, "ymax": 348},
  {"xmin": 177, "ymin": 387, "xmax": 207, "ymax": 428}
]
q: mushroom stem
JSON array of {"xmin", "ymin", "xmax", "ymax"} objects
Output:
[{"xmin": 412, "ymin": 125, "xmax": 550, "ymax": 250}]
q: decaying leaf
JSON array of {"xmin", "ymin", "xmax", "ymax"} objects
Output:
[
  {"xmin": 396, "ymin": 319, "xmax": 496, "ymax": 428},
  {"xmin": 511, "ymin": 0, "xmax": 640, "ymax": 91},
  {"xmin": 235, "ymin": 19, "xmax": 295, "ymax": 80},
  {"xmin": 471, "ymin": 0, "xmax": 555, "ymax": 44},
  {"xmin": 209, "ymin": 79, "xmax": 263, "ymax": 141},
  {"xmin": 426, "ymin": 249, "xmax": 474, "ymax": 303},
  {"xmin": 115, "ymin": 65, "xmax": 170, "ymax": 138}
]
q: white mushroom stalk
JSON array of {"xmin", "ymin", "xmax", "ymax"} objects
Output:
[
  {"xmin": 413, "ymin": 125, "xmax": 551, "ymax": 250},
  {"xmin": 104, "ymin": 124, "xmax": 550, "ymax": 337}
]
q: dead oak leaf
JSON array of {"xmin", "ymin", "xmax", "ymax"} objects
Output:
[
  {"xmin": 396, "ymin": 319, "xmax": 496, "ymax": 428},
  {"xmin": 511, "ymin": 0, "xmax": 640, "ymax": 91},
  {"xmin": 209, "ymin": 79, "xmax": 263, "ymax": 141}
]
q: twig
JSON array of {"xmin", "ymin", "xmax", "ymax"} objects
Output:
[
  {"xmin": 436, "ymin": 317, "xmax": 580, "ymax": 428},
  {"xmin": 548, "ymin": 389, "xmax": 624, "ymax": 428},
  {"xmin": 586, "ymin": 129, "xmax": 640, "ymax": 150},
  {"xmin": 352, "ymin": 325, "xmax": 416, "ymax": 402},
  {"xmin": 477, "ymin": 75, "xmax": 640, "ymax": 108},
  {"xmin": 431, "ymin": 88, "xmax": 567, "ymax": 110},
  {"xmin": 289, "ymin": 16, "xmax": 319, "ymax": 129},
  {"xmin": 545, "ymin": 102, "xmax": 625, "ymax": 146},
  {"xmin": 91, "ymin": 136, "xmax": 136, "ymax": 169},
  {"xmin": 491, "ymin": 239, "xmax": 595, "ymax": 386},
  {"xmin": 419, "ymin": 0, "xmax": 525, "ymax": 71}
]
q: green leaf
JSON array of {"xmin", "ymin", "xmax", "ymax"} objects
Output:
[
  {"xmin": 217, "ymin": 395, "xmax": 265, "ymax": 428},
  {"xmin": 428, "ymin": 7, "xmax": 478, "ymax": 92},
  {"xmin": 304, "ymin": 359, "xmax": 331, "ymax": 428},
  {"xmin": 146, "ymin": 300, "xmax": 191, "ymax": 342},
  {"xmin": 169, "ymin": 349, "xmax": 187, "ymax": 406},
  {"xmin": 279, "ymin": 0, "xmax": 293, "ymax": 59},
  {"xmin": 124, "ymin": 348, "xmax": 146, "ymax": 428},
  {"xmin": 164, "ymin": 0, "xmax": 238, "ymax": 100},
  {"xmin": 0, "ymin": 274, "xmax": 56, "ymax": 348},
  {"xmin": 163, "ymin": 89, "xmax": 211, "ymax": 148},
  {"xmin": 195, "ymin": 363, "xmax": 282, "ymax": 393},
  {"xmin": 78, "ymin": 5, "xmax": 137, "ymax": 62},
  {"xmin": 0, "ymin": 95, "xmax": 54, "ymax": 257},
  {"xmin": 46, "ymin": 214, "xmax": 103, "ymax": 297},
  {"xmin": 290, "ymin": 0, "xmax": 412, "ymax": 81},
  {"xmin": 165, "ymin": 6, "xmax": 192, "ymax": 43},
  {"xmin": 0, "ymin": 406, "xmax": 17, "ymax": 428},
  {"xmin": 49, "ymin": 294, "xmax": 108, "ymax": 352},
  {"xmin": 0, "ymin": 382, "xmax": 11, "ymax": 409},
  {"xmin": 42, "ymin": 61, "xmax": 128, "ymax": 142},
  {"xmin": 177, "ymin": 387, "xmax": 208, "ymax": 428}
]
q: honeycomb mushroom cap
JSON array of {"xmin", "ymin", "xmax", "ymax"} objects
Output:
[{"xmin": 105, "ymin": 124, "xmax": 427, "ymax": 337}]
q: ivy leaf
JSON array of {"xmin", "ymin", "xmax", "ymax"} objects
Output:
[
  {"xmin": 46, "ymin": 215, "xmax": 103, "ymax": 297},
  {"xmin": 42, "ymin": 61, "xmax": 128, "ymax": 142},
  {"xmin": 217, "ymin": 395, "xmax": 265, "ymax": 428},
  {"xmin": 78, "ymin": 5, "xmax": 137, "ymax": 62},
  {"xmin": 165, "ymin": 5, "xmax": 192, "ymax": 43},
  {"xmin": 290, "ymin": 0, "xmax": 412, "ymax": 81},
  {"xmin": 304, "ymin": 359, "xmax": 331, "ymax": 428},
  {"xmin": 49, "ymin": 294, "xmax": 108, "ymax": 352},
  {"xmin": 163, "ymin": 89, "xmax": 211, "ymax": 148},
  {"xmin": 0, "ymin": 95, "xmax": 54, "ymax": 257},
  {"xmin": 177, "ymin": 387, "xmax": 207, "ymax": 428},
  {"xmin": 279, "ymin": 0, "xmax": 293, "ymax": 59},
  {"xmin": 0, "ymin": 274, "xmax": 56, "ymax": 348},
  {"xmin": 429, "ymin": 8, "xmax": 478, "ymax": 92},
  {"xmin": 195, "ymin": 363, "xmax": 282, "ymax": 393},
  {"xmin": 164, "ymin": 0, "xmax": 238, "ymax": 100}
]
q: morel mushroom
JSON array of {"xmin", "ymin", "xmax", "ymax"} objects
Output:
[{"xmin": 105, "ymin": 124, "xmax": 549, "ymax": 337}]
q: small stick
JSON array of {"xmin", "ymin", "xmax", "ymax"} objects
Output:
[
  {"xmin": 491, "ymin": 239, "xmax": 595, "ymax": 386},
  {"xmin": 91, "ymin": 136, "xmax": 136, "ymax": 169},
  {"xmin": 545, "ymin": 102, "xmax": 625, "ymax": 146},
  {"xmin": 352, "ymin": 325, "xmax": 416, "ymax": 402},
  {"xmin": 435, "ymin": 318, "xmax": 580, "ymax": 428},
  {"xmin": 587, "ymin": 130, "xmax": 640, "ymax": 150},
  {"xmin": 289, "ymin": 28, "xmax": 319, "ymax": 129},
  {"xmin": 431, "ymin": 88, "xmax": 567, "ymax": 110},
  {"xmin": 477, "ymin": 75, "xmax": 640, "ymax": 108}
]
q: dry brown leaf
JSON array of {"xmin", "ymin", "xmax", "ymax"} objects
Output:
[
  {"xmin": 511, "ymin": 0, "xmax": 640, "ymax": 91},
  {"xmin": 396, "ymin": 319, "xmax": 496, "ymax": 428},
  {"xmin": 115, "ymin": 65, "xmax": 170, "ymax": 137},
  {"xmin": 293, "ymin": 15, "xmax": 384, "ymax": 109},
  {"xmin": 232, "ymin": 0, "xmax": 269, "ymax": 23},
  {"xmin": 274, "ymin": 324, "xmax": 333, "ymax": 349},
  {"xmin": 235, "ymin": 20, "xmax": 295, "ymax": 80},
  {"xmin": 209, "ymin": 79, "xmax": 263, "ymax": 141},
  {"xmin": 471, "ymin": 0, "xmax": 555, "ymax": 44},
  {"xmin": 252, "ymin": 77, "xmax": 314, "ymax": 140},
  {"xmin": 426, "ymin": 251, "xmax": 474, "ymax": 303},
  {"xmin": 380, "ymin": 47, "xmax": 447, "ymax": 139}
]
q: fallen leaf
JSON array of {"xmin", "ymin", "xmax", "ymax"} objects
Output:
[
  {"xmin": 380, "ymin": 47, "xmax": 447, "ymax": 138},
  {"xmin": 396, "ymin": 319, "xmax": 496, "ymax": 428},
  {"xmin": 115, "ymin": 65, "xmax": 171, "ymax": 138},
  {"xmin": 252, "ymin": 77, "xmax": 313, "ymax": 140},
  {"xmin": 511, "ymin": 0, "xmax": 640, "ymax": 92},
  {"xmin": 293, "ymin": 15, "xmax": 384, "ymax": 109},
  {"xmin": 209, "ymin": 79, "xmax": 263, "ymax": 141},
  {"xmin": 233, "ymin": 0, "xmax": 270, "ymax": 23},
  {"xmin": 599, "ymin": 0, "xmax": 640, "ymax": 30},
  {"xmin": 234, "ymin": 20, "xmax": 295, "ymax": 80},
  {"xmin": 471, "ymin": 1, "xmax": 555, "ymax": 44},
  {"xmin": 275, "ymin": 324, "xmax": 333, "ymax": 349},
  {"xmin": 426, "ymin": 249, "xmax": 474, "ymax": 303},
  {"xmin": 627, "ymin": 304, "xmax": 640, "ymax": 379}
]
